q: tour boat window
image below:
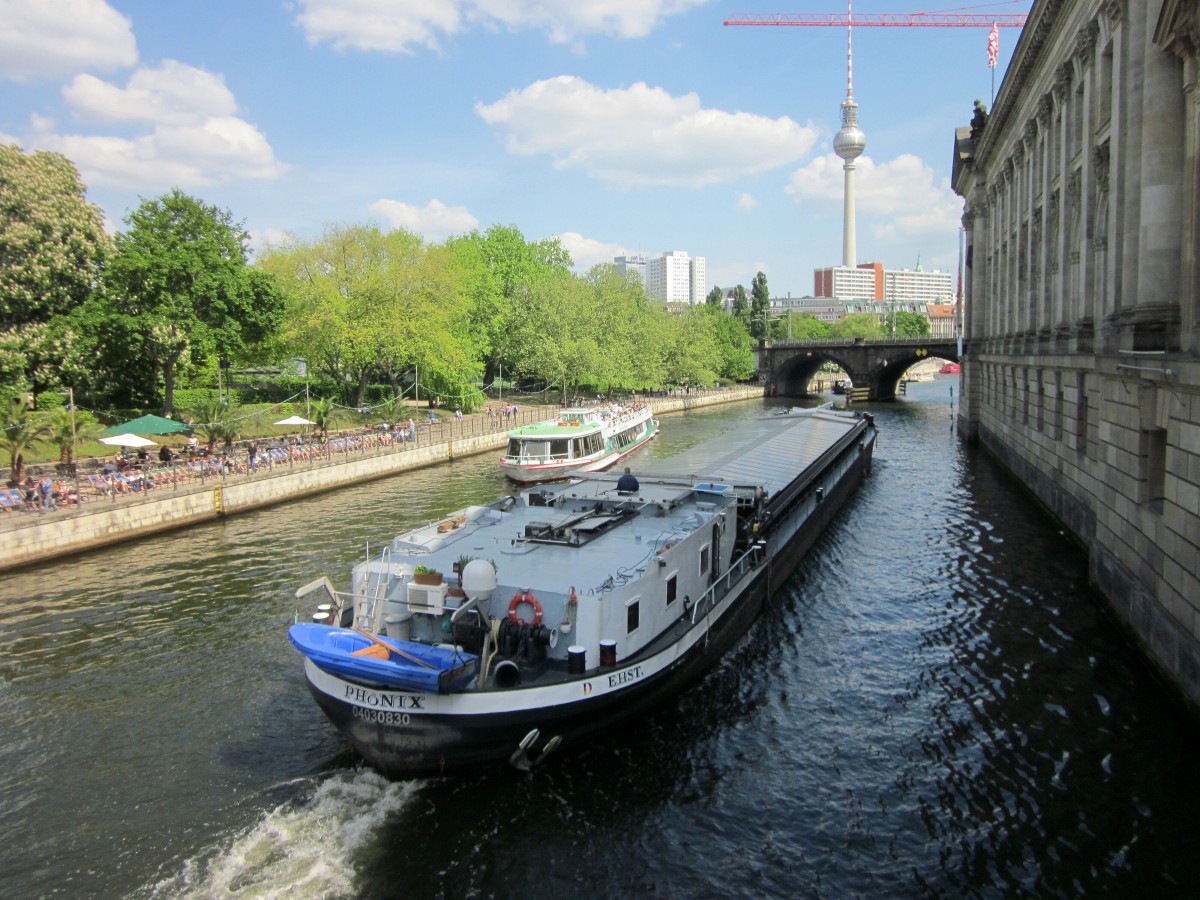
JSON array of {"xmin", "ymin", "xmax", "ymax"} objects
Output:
[
  {"xmin": 550, "ymin": 439, "xmax": 569, "ymax": 459},
  {"xmin": 506, "ymin": 439, "xmax": 521, "ymax": 457},
  {"xmin": 523, "ymin": 440, "xmax": 549, "ymax": 460},
  {"xmin": 626, "ymin": 597, "xmax": 640, "ymax": 634}
]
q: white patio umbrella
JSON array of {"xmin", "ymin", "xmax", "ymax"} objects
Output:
[
  {"xmin": 274, "ymin": 415, "xmax": 315, "ymax": 426},
  {"xmin": 100, "ymin": 433, "xmax": 158, "ymax": 448}
]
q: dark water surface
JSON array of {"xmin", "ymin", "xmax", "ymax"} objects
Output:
[{"xmin": 2, "ymin": 382, "xmax": 1198, "ymax": 898}]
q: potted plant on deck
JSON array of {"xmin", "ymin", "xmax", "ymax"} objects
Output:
[
  {"xmin": 412, "ymin": 564, "xmax": 442, "ymax": 586},
  {"xmin": 448, "ymin": 555, "xmax": 475, "ymax": 599}
]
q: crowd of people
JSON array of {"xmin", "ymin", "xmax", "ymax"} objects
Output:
[{"xmin": 4, "ymin": 401, "xmax": 572, "ymax": 521}]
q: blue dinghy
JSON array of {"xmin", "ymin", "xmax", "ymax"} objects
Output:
[{"xmin": 288, "ymin": 623, "xmax": 478, "ymax": 694}]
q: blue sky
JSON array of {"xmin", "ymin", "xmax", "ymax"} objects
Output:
[{"xmin": 0, "ymin": 0, "xmax": 1025, "ymax": 298}]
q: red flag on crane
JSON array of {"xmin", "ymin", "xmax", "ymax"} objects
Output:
[{"xmin": 987, "ymin": 22, "xmax": 999, "ymax": 68}]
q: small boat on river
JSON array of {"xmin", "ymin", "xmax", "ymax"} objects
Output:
[
  {"xmin": 290, "ymin": 406, "xmax": 877, "ymax": 777},
  {"xmin": 499, "ymin": 404, "xmax": 658, "ymax": 483},
  {"xmin": 939, "ymin": 362, "xmax": 961, "ymax": 374}
]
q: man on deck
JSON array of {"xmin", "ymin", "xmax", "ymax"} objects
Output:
[{"xmin": 616, "ymin": 467, "xmax": 639, "ymax": 493}]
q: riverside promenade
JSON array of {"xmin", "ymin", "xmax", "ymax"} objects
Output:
[{"xmin": 0, "ymin": 387, "xmax": 765, "ymax": 572}]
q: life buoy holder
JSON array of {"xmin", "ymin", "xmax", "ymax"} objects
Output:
[{"xmin": 508, "ymin": 591, "xmax": 543, "ymax": 626}]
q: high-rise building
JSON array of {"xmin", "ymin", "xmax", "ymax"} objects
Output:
[
  {"xmin": 631, "ymin": 250, "xmax": 707, "ymax": 305},
  {"xmin": 814, "ymin": 262, "xmax": 952, "ymax": 305},
  {"xmin": 883, "ymin": 267, "xmax": 953, "ymax": 305},
  {"xmin": 813, "ymin": 263, "xmax": 883, "ymax": 301}
]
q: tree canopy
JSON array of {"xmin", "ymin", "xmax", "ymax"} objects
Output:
[
  {"xmin": 102, "ymin": 189, "xmax": 284, "ymax": 412},
  {"xmin": 0, "ymin": 145, "xmax": 110, "ymax": 329},
  {"xmin": 0, "ymin": 146, "xmax": 111, "ymax": 402}
]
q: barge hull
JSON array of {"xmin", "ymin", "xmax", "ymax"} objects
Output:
[{"xmin": 302, "ymin": 411, "xmax": 875, "ymax": 777}]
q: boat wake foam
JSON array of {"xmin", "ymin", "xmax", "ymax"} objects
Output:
[{"xmin": 142, "ymin": 770, "xmax": 416, "ymax": 899}]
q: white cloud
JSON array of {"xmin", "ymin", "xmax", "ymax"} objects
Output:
[
  {"xmin": 555, "ymin": 232, "xmax": 628, "ymax": 273},
  {"xmin": 477, "ymin": 76, "xmax": 817, "ymax": 188},
  {"xmin": 294, "ymin": 0, "xmax": 709, "ymax": 53},
  {"xmin": 785, "ymin": 152, "xmax": 963, "ymax": 243},
  {"xmin": 0, "ymin": 0, "xmax": 137, "ymax": 81},
  {"xmin": 24, "ymin": 62, "xmax": 284, "ymax": 190},
  {"xmin": 736, "ymin": 192, "xmax": 758, "ymax": 213},
  {"xmin": 34, "ymin": 116, "xmax": 283, "ymax": 190},
  {"xmin": 64, "ymin": 61, "xmax": 237, "ymax": 125},
  {"xmin": 368, "ymin": 198, "xmax": 479, "ymax": 241}
]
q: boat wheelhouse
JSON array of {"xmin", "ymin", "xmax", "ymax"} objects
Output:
[{"xmin": 499, "ymin": 404, "xmax": 658, "ymax": 484}]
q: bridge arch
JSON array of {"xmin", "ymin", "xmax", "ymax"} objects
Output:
[{"xmin": 759, "ymin": 338, "xmax": 962, "ymax": 399}]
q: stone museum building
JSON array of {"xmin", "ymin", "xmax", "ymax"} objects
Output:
[{"xmin": 952, "ymin": 0, "xmax": 1200, "ymax": 710}]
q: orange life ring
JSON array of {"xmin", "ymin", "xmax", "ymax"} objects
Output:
[{"xmin": 508, "ymin": 591, "xmax": 543, "ymax": 626}]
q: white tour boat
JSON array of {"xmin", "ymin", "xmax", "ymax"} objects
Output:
[{"xmin": 499, "ymin": 404, "xmax": 658, "ymax": 484}]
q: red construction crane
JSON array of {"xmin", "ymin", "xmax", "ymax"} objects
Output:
[{"xmin": 724, "ymin": 13, "xmax": 1027, "ymax": 27}]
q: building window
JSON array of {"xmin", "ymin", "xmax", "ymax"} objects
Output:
[
  {"xmin": 1141, "ymin": 428, "xmax": 1167, "ymax": 509},
  {"xmin": 1076, "ymin": 373, "xmax": 1089, "ymax": 458},
  {"xmin": 626, "ymin": 598, "xmax": 640, "ymax": 635}
]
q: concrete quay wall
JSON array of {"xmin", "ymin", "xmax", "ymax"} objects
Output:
[{"xmin": 0, "ymin": 387, "xmax": 765, "ymax": 572}]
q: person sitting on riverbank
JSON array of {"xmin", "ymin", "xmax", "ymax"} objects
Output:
[{"xmin": 54, "ymin": 480, "xmax": 78, "ymax": 506}]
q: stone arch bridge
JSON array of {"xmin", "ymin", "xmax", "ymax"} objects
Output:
[{"xmin": 757, "ymin": 337, "xmax": 963, "ymax": 400}]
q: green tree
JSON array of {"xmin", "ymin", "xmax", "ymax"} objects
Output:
[
  {"xmin": 892, "ymin": 310, "xmax": 931, "ymax": 337},
  {"xmin": 104, "ymin": 189, "xmax": 285, "ymax": 414},
  {"xmin": 447, "ymin": 225, "xmax": 572, "ymax": 387},
  {"xmin": 0, "ymin": 146, "xmax": 111, "ymax": 402},
  {"xmin": 730, "ymin": 284, "xmax": 749, "ymax": 323},
  {"xmin": 260, "ymin": 224, "xmax": 477, "ymax": 409},
  {"xmin": 830, "ymin": 313, "xmax": 884, "ymax": 339},
  {"xmin": 785, "ymin": 312, "xmax": 833, "ymax": 340},
  {"xmin": 661, "ymin": 306, "xmax": 720, "ymax": 388},
  {"xmin": 701, "ymin": 304, "xmax": 756, "ymax": 381},
  {"xmin": 0, "ymin": 145, "xmax": 110, "ymax": 330},
  {"xmin": 705, "ymin": 286, "xmax": 723, "ymax": 307},
  {"xmin": 749, "ymin": 271, "xmax": 771, "ymax": 340}
]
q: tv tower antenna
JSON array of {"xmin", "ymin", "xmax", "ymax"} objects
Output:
[{"xmin": 832, "ymin": 1, "xmax": 866, "ymax": 267}]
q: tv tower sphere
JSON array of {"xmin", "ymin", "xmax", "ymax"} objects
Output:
[{"xmin": 834, "ymin": 98, "xmax": 866, "ymax": 161}]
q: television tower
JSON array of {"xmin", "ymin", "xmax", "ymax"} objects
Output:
[{"xmin": 832, "ymin": 1, "xmax": 866, "ymax": 267}]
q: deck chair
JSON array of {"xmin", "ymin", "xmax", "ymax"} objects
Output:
[{"xmin": 4, "ymin": 488, "xmax": 31, "ymax": 512}]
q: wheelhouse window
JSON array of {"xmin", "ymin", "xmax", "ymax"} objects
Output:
[
  {"xmin": 699, "ymin": 544, "xmax": 710, "ymax": 577},
  {"xmin": 626, "ymin": 598, "xmax": 640, "ymax": 634},
  {"xmin": 522, "ymin": 440, "xmax": 549, "ymax": 460},
  {"xmin": 666, "ymin": 575, "xmax": 677, "ymax": 606}
]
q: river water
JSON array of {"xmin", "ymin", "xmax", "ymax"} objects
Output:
[{"xmin": 2, "ymin": 381, "xmax": 1198, "ymax": 899}]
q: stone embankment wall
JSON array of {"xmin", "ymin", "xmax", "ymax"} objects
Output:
[
  {"xmin": 950, "ymin": 0, "xmax": 1200, "ymax": 714},
  {"xmin": 0, "ymin": 387, "xmax": 765, "ymax": 572}
]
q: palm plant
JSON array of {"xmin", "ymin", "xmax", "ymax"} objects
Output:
[
  {"xmin": 310, "ymin": 397, "xmax": 338, "ymax": 438},
  {"xmin": 187, "ymin": 396, "xmax": 241, "ymax": 451},
  {"xmin": 47, "ymin": 407, "xmax": 101, "ymax": 467},
  {"xmin": 2, "ymin": 396, "xmax": 53, "ymax": 485}
]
